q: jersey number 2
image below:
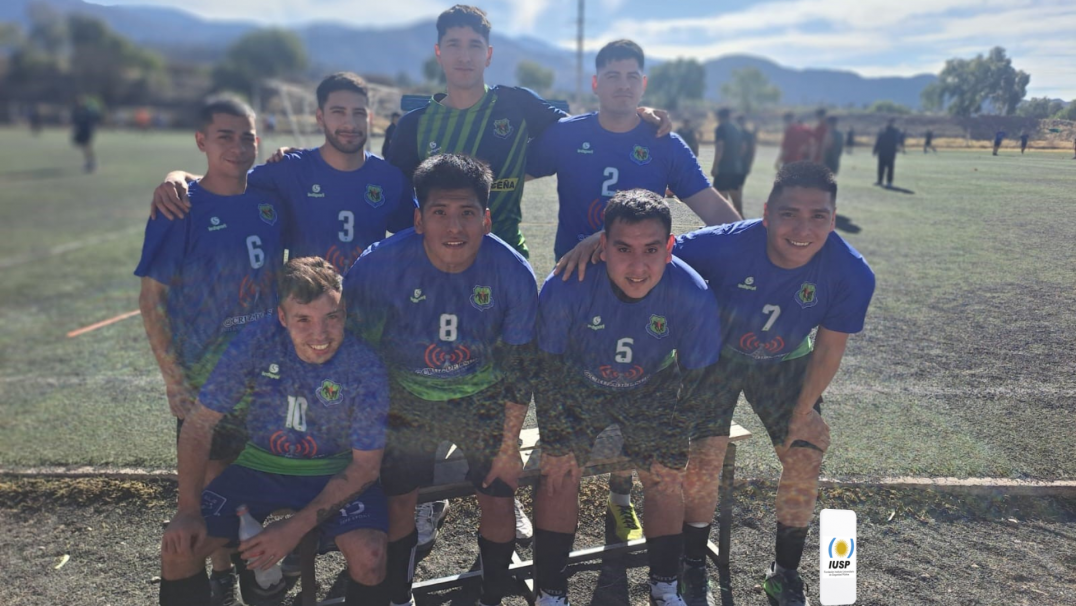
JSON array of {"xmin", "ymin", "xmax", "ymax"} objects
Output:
[{"xmin": 601, "ymin": 167, "xmax": 619, "ymax": 197}]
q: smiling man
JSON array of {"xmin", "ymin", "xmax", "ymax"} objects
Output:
[
  {"xmin": 530, "ymin": 190, "xmax": 724, "ymax": 606},
  {"xmin": 673, "ymin": 162, "xmax": 875, "ymax": 606},
  {"xmin": 159, "ymin": 257, "xmax": 390, "ymax": 606},
  {"xmin": 151, "ymin": 72, "xmax": 417, "ymax": 273},
  {"xmin": 343, "ymin": 154, "xmax": 538, "ymax": 606}
]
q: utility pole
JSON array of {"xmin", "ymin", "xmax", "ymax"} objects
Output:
[{"xmin": 576, "ymin": 0, "xmax": 584, "ymax": 110}]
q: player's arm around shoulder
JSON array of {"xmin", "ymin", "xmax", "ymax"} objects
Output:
[{"xmin": 150, "ymin": 171, "xmax": 200, "ymax": 220}]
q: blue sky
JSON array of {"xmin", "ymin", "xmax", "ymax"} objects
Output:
[{"xmin": 94, "ymin": 0, "xmax": 1076, "ymax": 99}]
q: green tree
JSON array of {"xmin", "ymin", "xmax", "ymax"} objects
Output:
[
  {"xmin": 516, "ymin": 60, "xmax": 554, "ymax": 95},
  {"xmin": 423, "ymin": 55, "xmax": 446, "ymax": 85},
  {"xmin": 867, "ymin": 100, "xmax": 912, "ymax": 115},
  {"xmin": 1017, "ymin": 97, "xmax": 1065, "ymax": 119},
  {"xmin": 1053, "ymin": 103, "xmax": 1076, "ymax": 121},
  {"xmin": 720, "ymin": 67, "xmax": 780, "ymax": 115},
  {"xmin": 921, "ymin": 47, "xmax": 1030, "ymax": 116},
  {"xmin": 646, "ymin": 58, "xmax": 705, "ymax": 111},
  {"xmin": 67, "ymin": 14, "xmax": 166, "ymax": 105},
  {"xmin": 212, "ymin": 28, "xmax": 307, "ymax": 96}
]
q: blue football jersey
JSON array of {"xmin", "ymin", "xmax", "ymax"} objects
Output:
[
  {"xmin": 536, "ymin": 257, "xmax": 722, "ymax": 390},
  {"xmin": 135, "ymin": 181, "xmax": 284, "ymax": 371},
  {"xmin": 199, "ymin": 317, "xmax": 389, "ymax": 457},
  {"xmin": 674, "ymin": 220, "xmax": 875, "ymax": 363},
  {"xmin": 249, "ymin": 149, "xmax": 416, "ymax": 272},
  {"xmin": 343, "ymin": 229, "xmax": 538, "ymax": 400},
  {"xmin": 527, "ymin": 113, "xmax": 710, "ymax": 258}
]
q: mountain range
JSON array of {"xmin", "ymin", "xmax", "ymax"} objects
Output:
[{"xmin": 2, "ymin": 0, "xmax": 937, "ymax": 108}]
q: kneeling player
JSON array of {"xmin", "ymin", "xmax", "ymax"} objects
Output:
[
  {"xmin": 160, "ymin": 257, "xmax": 391, "ymax": 606},
  {"xmin": 531, "ymin": 190, "xmax": 723, "ymax": 606},
  {"xmin": 343, "ymin": 154, "xmax": 537, "ymax": 606},
  {"xmin": 674, "ymin": 162, "xmax": 875, "ymax": 606}
]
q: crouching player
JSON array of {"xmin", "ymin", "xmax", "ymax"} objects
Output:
[
  {"xmin": 343, "ymin": 154, "xmax": 538, "ymax": 606},
  {"xmin": 159, "ymin": 257, "xmax": 391, "ymax": 606},
  {"xmin": 674, "ymin": 162, "xmax": 875, "ymax": 606},
  {"xmin": 531, "ymin": 189, "xmax": 723, "ymax": 606}
]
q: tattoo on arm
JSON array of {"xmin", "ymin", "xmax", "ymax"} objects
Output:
[{"xmin": 314, "ymin": 469, "xmax": 376, "ymax": 526}]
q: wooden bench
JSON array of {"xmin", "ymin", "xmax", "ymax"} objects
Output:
[{"xmin": 299, "ymin": 423, "xmax": 751, "ymax": 605}]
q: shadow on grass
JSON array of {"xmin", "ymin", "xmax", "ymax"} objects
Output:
[
  {"xmin": 0, "ymin": 167, "xmax": 80, "ymax": 182},
  {"xmin": 834, "ymin": 214, "xmax": 862, "ymax": 234},
  {"xmin": 874, "ymin": 183, "xmax": 916, "ymax": 194}
]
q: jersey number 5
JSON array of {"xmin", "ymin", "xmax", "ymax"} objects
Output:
[{"xmin": 615, "ymin": 337, "xmax": 634, "ymax": 363}]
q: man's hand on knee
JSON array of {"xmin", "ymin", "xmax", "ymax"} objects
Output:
[
  {"xmin": 783, "ymin": 409, "xmax": 830, "ymax": 453},
  {"xmin": 162, "ymin": 511, "xmax": 207, "ymax": 558},
  {"xmin": 540, "ymin": 452, "xmax": 580, "ymax": 495},
  {"xmin": 240, "ymin": 517, "xmax": 304, "ymax": 571}
]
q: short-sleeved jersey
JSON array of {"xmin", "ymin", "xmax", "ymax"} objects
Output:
[
  {"xmin": 388, "ymin": 85, "xmax": 567, "ymax": 256},
  {"xmin": 536, "ymin": 258, "xmax": 722, "ymax": 391},
  {"xmin": 674, "ymin": 219, "xmax": 875, "ymax": 364},
  {"xmin": 248, "ymin": 149, "xmax": 416, "ymax": 272},
  {"xmin": 714, "ymin": 122, "xmax": 745, "ymax": 175},
  {"xmin": 135, "ymin": 181, "xmax": 284, "ymax": 371},
  {"xmin": 527, "ymin": 113, "xmax": 710, "ymax": 259},
  {"xmin": 781, "ymin": 125, "xmax": 814, "ymax": 162},
  {"xmin": 343, "ymin": 229, "xmax": 538, "ymax": 400},
  {"xmin": 198, "ymin": 317, "xmax": 389, "ymax": 475}
]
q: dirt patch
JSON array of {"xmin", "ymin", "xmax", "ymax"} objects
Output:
[{"xmin": 2, "ymin": 477, "xmax": 1074, "ymax": 606}]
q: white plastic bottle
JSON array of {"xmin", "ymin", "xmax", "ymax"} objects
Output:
[{"xmin": 236, "ymin": 504, "xmax": 285, "ymax": 590}]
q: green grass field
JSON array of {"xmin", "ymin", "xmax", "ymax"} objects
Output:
[{"xmin": 0, "ymin": 127, "xmax": 1073, "ymax": 481}]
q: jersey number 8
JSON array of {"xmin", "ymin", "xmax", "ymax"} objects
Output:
[{"xmin": 439, "ymin": 313, "xmax": 458, "ymax": 342}]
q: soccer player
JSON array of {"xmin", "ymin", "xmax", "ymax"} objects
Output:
[
  {"xmin": 777, "ymin": 113, "xmax": 812, "ymax": 168},
  {"xmin": 673, "ymin": 162, "xmax": 875, "ymax": 606},
  {"xmin": 150, "ymin": 72, "xmax": 417, "ymax": 274},
  {"xmin": 137, "ymin": 95, "xmax": 285, "ymax": 604},
  {"xmin": 530, "ymin": 190, "xmax": 722, "ymax": 606},
  {"xmin": 527, "ymin": 39, "xmax": 740, "ymax": 262},
  {"xmin": 993, "ymin": 130, "xmax": 1006, "ymax": 156},
  {"xmin": 159, "ymin": 257, "xmax": 391, "ymax": 606},
  {"xmin": 923, "ymin": 129, "xmax": 937, "ymax": 154},
  {"xmin": 711, "ymin": 107, "xmax": 747, "ymax": 217},
  {"xmin": 844, "ymin": 128, "xmax": 855, "ymax": 155},
  {"xmin": 822, "ymin": 116, "xmax": 843, "ymax": 176},
  {"xmin": 678, "ymin": 118, "xmax": 700, "ymax": 157},
  {"xmin": 344, "ymin": 154, "xmax": 538, "ymax": 606},
  {"xmin": 736, "ymin": 114, "xmax": 758, "ymax": 192},
  {"xmin": 388, "ymin": 5, "xmax": 672, "ymax": 260},
  {"xmin": 808, "ymin": 108, "xmax": 828, "ymax": 164},
  {"xmin": 72, "ymin": 94, "xmax": 100, "ymax": 172},
  {"xmin": 382, "ymin": 111, "xmax": 401, "ymax": 158},
  {"xmin": 873, "ymin": 119, "xmax": 900, "ymax": 188},
  {"xmin": 1019, "ymin": 131, "xmax": 1029, "ymax": 154}
]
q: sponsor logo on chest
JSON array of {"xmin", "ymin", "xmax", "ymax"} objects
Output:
[{"xmin": 307, "ymin": 183, "xmax": 326, "ymax": 198}]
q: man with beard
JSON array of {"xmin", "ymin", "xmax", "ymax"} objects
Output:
[{"xmin": 150, "ymin": 72, "xmax": 417, "ymax": 273}]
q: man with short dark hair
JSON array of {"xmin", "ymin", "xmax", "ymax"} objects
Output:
[
  {"xmin": 531, "ymin": 189, "xmax": 723, "ymax": 606},
  {"xmin": 151, "ymin": 72, "xmax": 417, "ymax": 273},
  {"xmin": 137, "ymin": 95, "xmax": 285, "ymax": 605},
  {"xmin": 736, "ymin": 114, "xmax": 757, "ymax": 191},
  {"xmin": 72, "ymin": 94, "xmax": 101, "ymax": 172},
  {"xmin": 158, "ymin": 256, "xmax": 391, "ymax": 606},
  {"xmin": 344, "ymin": 153, "xmax": 538, "ymax": 606},
  {"xmin": 674, "ymin": 162, "xmax": 875, "ymax": 606}
]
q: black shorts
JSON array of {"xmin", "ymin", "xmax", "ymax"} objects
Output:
[
  {"xmin": 556, "ymin": 364, "xmax": 689, "ymax": 471},
  {"xmin": 690, "ymin": 352, "xmax": 822, "ymax": 446},
  {"xmin": 713, "ymin": 173, "xmax": 745, "ymax": 192},
  {"xmin": 380, "ymin": 381, "xmax": 514, "ymax": 498},
  {"xmin": 176, "ymin": 410, "xmax": 248, "ymax": 462}
]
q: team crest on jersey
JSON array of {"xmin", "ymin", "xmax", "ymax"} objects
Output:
[
  {"xmin": 471, "ymin": 285, "xmax": 494, "ymax": 311},
  {"xmin": 630, "ymin": 145, "xmax": 652, "ymax": 166},
  {"xmin": 795, "ymin": 282, "xmax": 819, "ymax": 308},
  {"xmin": 258, "ymin": 203, "xmax": 278, "ymax": 226},
  {"xmin": 646, "ymin": 314, "xmax": 669, "ymax": 339},
  {"xmin": 493, "ymin": 118, "xmax": 513, "ymax": 139},
  {"xmin": 317, "ymin": 379, "xmax": 343, "ymax": 406},
  {"xmin": 365, "ymin": 184, "xmax": 385, "ymax": 208}
]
